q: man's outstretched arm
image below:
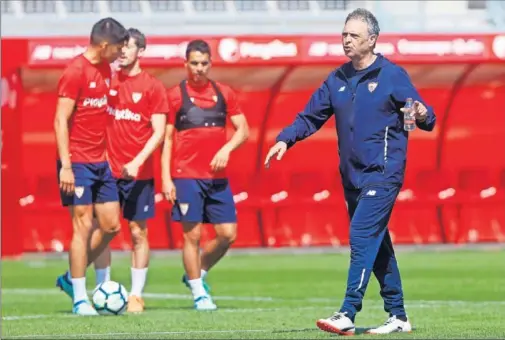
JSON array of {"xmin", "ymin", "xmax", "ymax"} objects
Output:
[{"xmin": 276, "ymin": 77, "xmax": 334, "ymax": 148}]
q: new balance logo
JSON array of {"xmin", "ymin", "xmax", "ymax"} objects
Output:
[
  {"xmin": 339, "ymin": 86, "xmax": 346, "ymax": 92},
  {"xmin": 366, "ymin": 190, "xmax": 377, "ymax": 196}
]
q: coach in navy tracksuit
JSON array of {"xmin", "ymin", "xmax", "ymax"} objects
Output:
[{"xmin": 264, "ymin": 8, "xmax": 436, "ymax": 336}]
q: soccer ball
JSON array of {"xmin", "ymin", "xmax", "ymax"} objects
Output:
[{"xmin": 92, "ymin": 280, "xmax": 128, "ymax": 315}]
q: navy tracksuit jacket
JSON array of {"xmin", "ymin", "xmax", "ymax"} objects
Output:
[{"xmin": 276, "ymin": 54, "xmax": 436, "ymax": 320}]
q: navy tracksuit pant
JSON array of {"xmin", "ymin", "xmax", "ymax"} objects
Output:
[{"xmin": 339, "ymin": 184, "xmax": 406, "ymax": 321}]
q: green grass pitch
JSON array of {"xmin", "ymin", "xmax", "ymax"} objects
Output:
[{"xmin": 2, "ymin": 248, "xmax": 505, "ymax": 339}]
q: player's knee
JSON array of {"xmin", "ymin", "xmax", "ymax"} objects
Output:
[
  {"xmin": 219, "ymin": 232, "xmax": 236, "ymax": 246},
  {"xmin": 72, "ymin": 209, "xmax": 94, "ymax": 235},
  {"xmin": 183, "ymin": 231, "xmax": 201, "ymax": 245},
  {"xmin": 129, "ymin": 221, "xmax": 148, "ymax": 245},
  {"xmin": 103, "ymin": 223, "xmax": 121, "ymax": 235},
  {"xmin": 94, "ymin": 202, "xmax": 122, "ymax": 234},
  {"xmin": 183, "ymin": 223, "xmax": 201, "ymax": 245},
  {"xmin": 98, "ymin": 215, "xmax": 121, "ymax": 234},
  {"xmin": 216, "ymin": 224, "xmax": 237, "ymax": 245},
  {"xmin": 98, "ymin": 218, "xmax": 121, "ymax": 234}
]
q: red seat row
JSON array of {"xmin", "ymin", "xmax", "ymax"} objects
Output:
[
  {"xmin": 225, "ymin": 168, "xmax": 505, "ymax": 247},
  {"xmin": 18, "ymin": 168, "xmax": 505, "ymax": 252}
]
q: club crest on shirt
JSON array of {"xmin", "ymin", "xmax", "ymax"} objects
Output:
[
  {"xmin": 132, "ymin": 92, "xmax": 142, "ymax": 103},
  {"xmin": 368, "ymin": 81, "xmax": 378, "ymax": 93},
  {"xmin": 74, "ymin": 187, "xmax": 84, "ymax": 199},
  {"xmin": 179, "ymin": 203, "xmax": 189, "ymax": 216}
]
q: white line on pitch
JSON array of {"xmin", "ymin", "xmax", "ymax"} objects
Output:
[
  {"xmin": 2, "ymin": 305, "xmax": 332, "ymax": 321},
  {"xmin": 3, "ymin": 297, "xmax": 505, "ymax": 323},
  {"xmin": 4, "ymin": 328, "xmax": 288, "ymax": 339},
  {"xmin": 2, "ymin": 289, "xmax": 274, "ymax": 302},
  {"xmin": 3, "ymin": 288, "xmax": 505, "ymax": 307}
]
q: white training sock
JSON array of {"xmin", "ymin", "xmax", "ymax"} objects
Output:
[
  {"xmin": 130, "ymin": 267, "xmax": 148, "ymax": 297},
  {"xmin": 71, "ymin": 277, "xmax": 88, "ymax": 303},
  {"xmin": 95, "ymin": 267, "xmax": 111, "ymax": 286},
  {"xmin": 201, "ymin": 269, "xmax": 208, "ymax": 279},
  {"xmin": 188, "ymin": 278, "xmax": 207, "ymax": 299}
]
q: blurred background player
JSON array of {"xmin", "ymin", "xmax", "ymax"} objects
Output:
[
  {"xmin": 54, "ymin": 17, "xmax": 128, "ymax": 315},
  {"xmin": 161, "ymin": 39, "xmax": 249, "ymax": 311},
  {"xmin": 264, "ymin": 8, "xmax": 436, "ymax": 335},
  {"xmin": 95, "ymin": 28, "xmax": 169, "ymax": 313},
  {"xmin": 57, "ymin": 28, "xmax": 169, "ymax": 314}
]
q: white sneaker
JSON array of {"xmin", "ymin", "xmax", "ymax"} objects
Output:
[
  {"xmin": 316, "ymin": 312, "xmax": 355, "ymax": 335},
  {"xmin": 72, "ymin": 300, "xmax": 99, "ymax": 316},
  {"xmin": 194, "ymin": 295, "xmax": 217, "ymax": 311},
  {"xmin": 367, "ymin": 315, "xmax": 412, "ymax": 334}
]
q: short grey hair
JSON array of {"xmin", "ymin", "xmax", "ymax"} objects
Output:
[{"xmin": 345, "ymin": 8, "xmax": 380, "ymax": 37}]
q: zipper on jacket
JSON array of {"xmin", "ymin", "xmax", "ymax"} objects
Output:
[
  {"xmin": 383, "ymin": 126, "xmax": 389, "ymax": 172},
  {"xmin": 337, "ymin": 66, "xmax": 382, "ymax": 188}
]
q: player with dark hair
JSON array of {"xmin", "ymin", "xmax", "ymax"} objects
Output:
[
  {"xmin": 54, "ymin": 17, "xmax": 128, "ymax": 316},
  {"xmin": 97, "ymin": 27, "xmax": 169, "ymax": 313},
  {"xmin": 162, "ymin": 39, "xmax": 249, "ymax": 311},
  {"xmin": 56, "ymin": 28, "xmax": 169, "ymax": 314}
]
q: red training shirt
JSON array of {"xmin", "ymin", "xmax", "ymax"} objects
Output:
[
  {"xmin": 107, "ymin": 70, "xmax": 170, "ymax": 180},
  {"xmin": 167, "ymin": 80, "xmax": 241, "ymax": 179},
  {"xmin": 57, "ymin": 54, "xmax": 111, "ymax": 163}
]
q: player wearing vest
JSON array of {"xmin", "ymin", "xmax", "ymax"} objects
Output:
[{"xmin": 161, "ymin": 39, "xmax": 249, "ymax": 311}]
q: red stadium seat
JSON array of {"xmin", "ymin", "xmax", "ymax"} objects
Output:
[
  {"xmin": 228, "ymin": 171, "xmax": 257, "ymax": 207},
  {"xmin": 147, "ymin": 205, "xmax": 173, "ymax": 249},
  {"xmin": 388, "ymin": 169, "xmax": 450, "ymax": 245},
  {"xmin": 242, "ymin": 171, "xmax": 290, "ymax": 208},
  {"xmin": 457, "ymin": 168, "xmax": 496, "ymax": 202},
  {"xmin": 35, "ymin": 175, "xmax": 60, "ymax": 205},
  {"xmin": 455, "ymin": 169, "xmax": 505, "ymax": 243},
  {"xmin": 415, "ymin": 169, "xmax": 459, "ymax": 202},
  {"xmin": 416, "ymin": 169, "xmax": 460, "ymax": 242},
  {"xmin": 21, "ymin": 205, "xmax": 71, "ymax": 252},
  {"xmin": 228, "ymin": 171, "xmax": 264, "ymax": 248},
  {"xmin": 389, "ymin": 202, "xmax": 444, "ymax": 245},
  {"xmin": 498, "ymin": 168, "xmax": 505, "ymax": 204},
  {"xmin": 265, "ymin": 171, "xmax": 349, "ymax": 247},
  {"xmin": 234, "ymin": 206, "xmax": 263, "ymax": 248},
  {"xmin": 253, "ymin": 171, "xmax": 292, "ymax": 247}
]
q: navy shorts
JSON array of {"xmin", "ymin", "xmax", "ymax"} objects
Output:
[
  {"xmin": 57, "ymin": 161, "xmax": 118, "ymax": 206},
  {"xmin": 116, "ymin": 178, "xmax": 155, "ymax": 221},
  {"xmin": 172, "ymin": 178, "xmax": 237, "ymax": 224}
]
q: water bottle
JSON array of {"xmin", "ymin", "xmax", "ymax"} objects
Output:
[{"xmin": 403, "ymin": 98, "xmax": 416, "ymax": 132}]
